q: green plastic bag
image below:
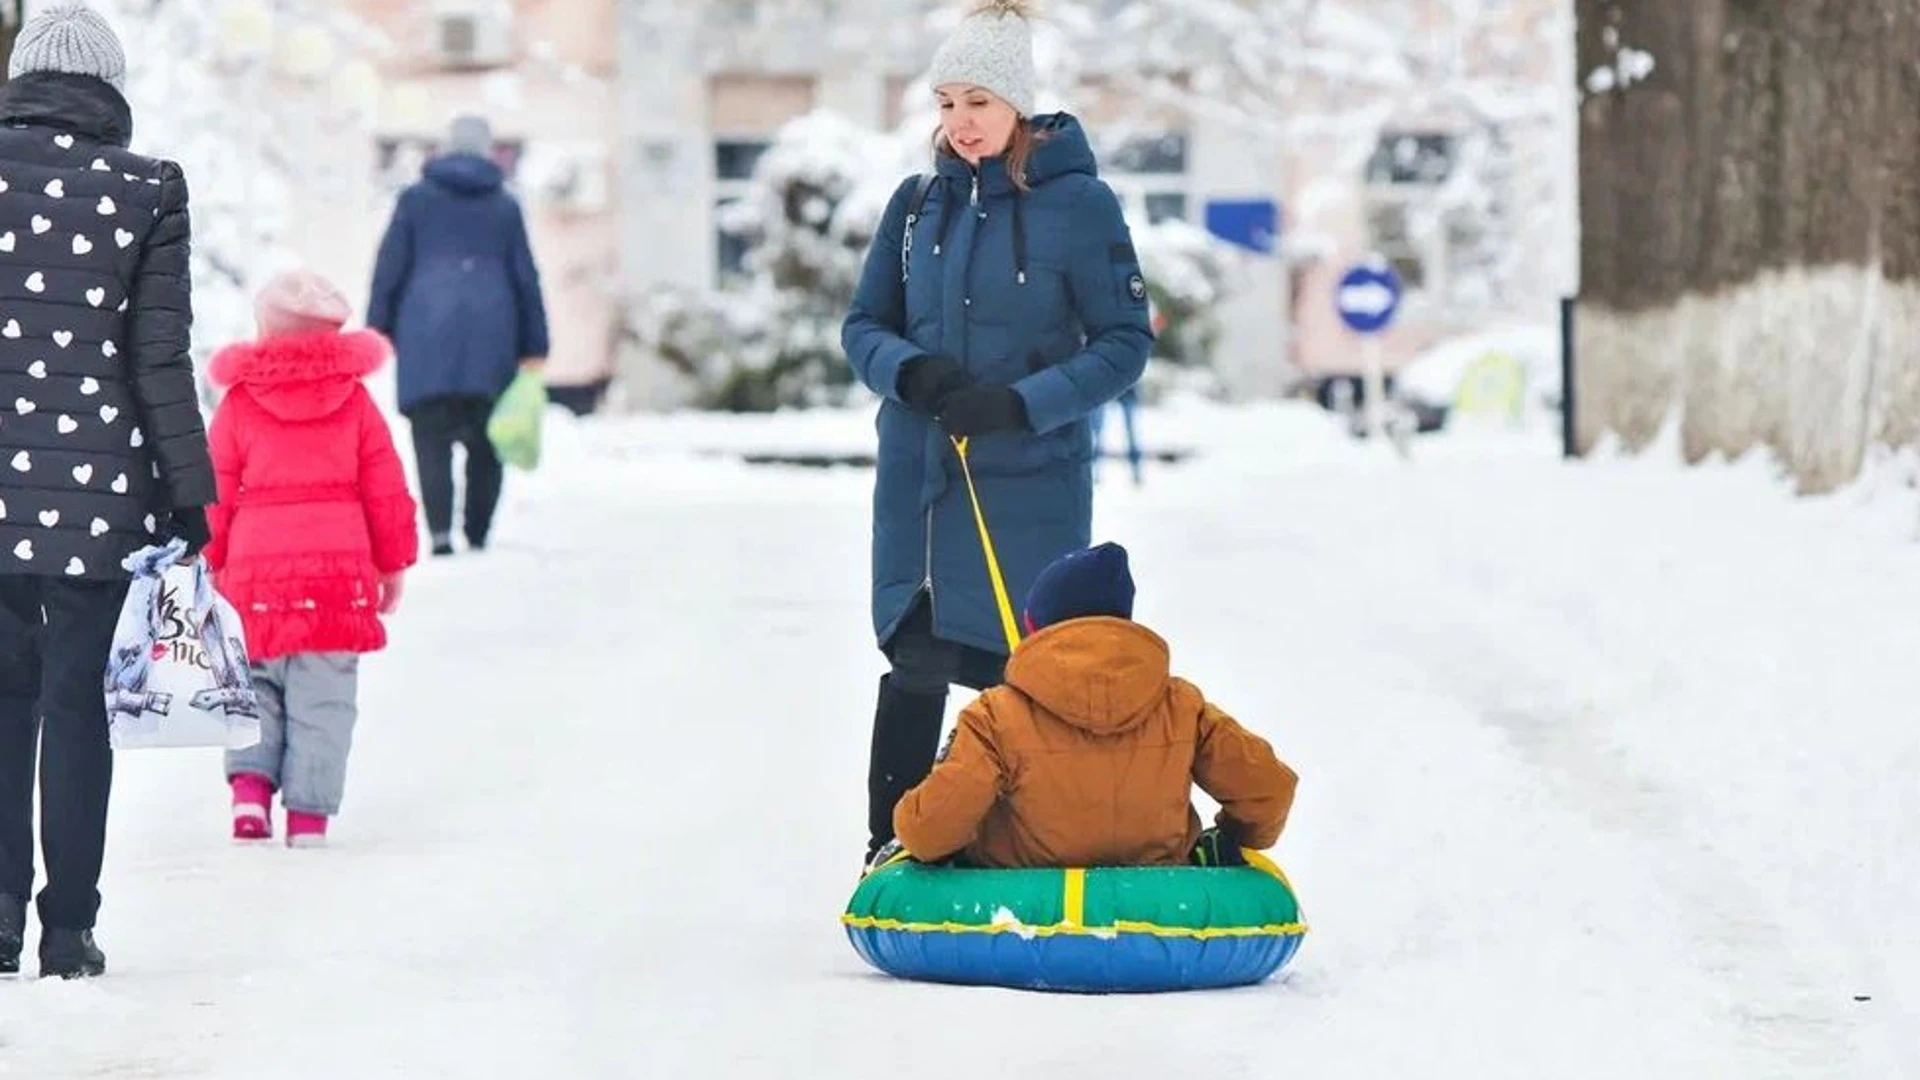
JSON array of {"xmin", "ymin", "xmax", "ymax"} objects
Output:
[{"xmin": 487, "ymin": 370, "xmax": 547, "ymax": 471}]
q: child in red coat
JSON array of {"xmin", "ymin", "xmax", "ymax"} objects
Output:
[{"xmin": 206, "ymin": 269, "xmax": 420, "ymax": 847}]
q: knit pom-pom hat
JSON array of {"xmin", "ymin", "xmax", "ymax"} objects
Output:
[{"xmin": 925, "ymin": 0, "xmax": 1038, "ymax": 117}]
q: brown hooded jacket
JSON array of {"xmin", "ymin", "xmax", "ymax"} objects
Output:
[{"xmin": 894, "ymin": 617, "xmax": 1297, "ymax": 868}]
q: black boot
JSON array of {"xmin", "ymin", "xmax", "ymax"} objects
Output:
[
  {"xmin": 865, "ymin": 676, "xmax": 947, "ymax": 864},
  {"xmin": 0, "ymin": 894, "xmax": 22, "ymax": 975},
  {"xmin": 39, "ymin": 928, "xmax": 105, "ymax": 980}
]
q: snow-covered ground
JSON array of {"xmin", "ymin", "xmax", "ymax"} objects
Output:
[{"xmin": 2, "ymin": 400, "xmax": 1916, "ymax": 1079}]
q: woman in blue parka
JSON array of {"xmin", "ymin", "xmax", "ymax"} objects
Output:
[
  {"xmin": 367, "ymin": 115, "xmax": 549, "ymax": 557},
  {"xmin": 842, "ymin": 0, "xmax": 1152, "ymax": 865}
]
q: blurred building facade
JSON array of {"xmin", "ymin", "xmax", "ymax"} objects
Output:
[
  {"xmin": 615, "ymin": 0, "xmax": 1573, "ymax": 402},
  {"xmin": 280, "ymin": 0, "xmax": 1570, "ymax": 408},
  {"xmin": 290, "ymin": 0, "xmax": 620, "ymax": 410}
]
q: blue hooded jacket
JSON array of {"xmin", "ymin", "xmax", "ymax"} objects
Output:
[
  {"xmin": 367, "ymin": 154, "xmax": 550, "ymax": 413},
  {"xmin": 843, "ymin": 113, "xmax": 1152, "ymax": 655}
]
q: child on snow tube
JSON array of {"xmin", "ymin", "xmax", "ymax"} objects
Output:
[{"xmin": 869, "ymin": 542, "xmax": 1299, "ymax": 874}]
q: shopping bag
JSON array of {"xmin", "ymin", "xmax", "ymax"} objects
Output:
[
  {"xmin": 103, "ymin": 539, "xmax": 262, "ymax": 750},
  {"xmin": 487, "ymin": 369, "xmax": 547, "ymax": 471}
]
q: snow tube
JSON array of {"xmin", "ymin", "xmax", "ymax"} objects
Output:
[{"xmin": 842, "ymin": 852, "xmax": 1306, "ymax": 993}]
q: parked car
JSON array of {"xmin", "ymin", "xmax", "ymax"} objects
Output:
[{"xmin": 1395, "ymin": 325, "xmax": 1561, "ymax": 427}]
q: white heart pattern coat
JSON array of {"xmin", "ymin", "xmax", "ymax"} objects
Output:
[{"xmin": 0, "ymin": 74, "xmax": 213, "ymax": 580}]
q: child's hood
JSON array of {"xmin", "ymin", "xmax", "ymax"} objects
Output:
[
  {"xmin": 1003, "ymin": 617, "xmax": 1172, "ymax": 735},
  {"xmin": 209, "ymin": 330, "xmax": 390, "ymax": 422}
]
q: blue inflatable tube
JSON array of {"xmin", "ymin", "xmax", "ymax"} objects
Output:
[{"xmin": 842, "ymin": 853, "xmax": 1307, "ymax": 993}]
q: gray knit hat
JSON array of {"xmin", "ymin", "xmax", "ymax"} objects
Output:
[
  {"xmin": 7, "ymin": 4, "xmax": 127, "ymax": 94},
  {"xmin": 925, "ymin": 0, "xmax": 1037, "ymax": 117},
  {"xmin": 447, "ymin": 115, "xmax": 493, "ymax": 156}
]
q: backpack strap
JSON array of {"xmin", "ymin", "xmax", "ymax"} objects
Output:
[{"xmin": 900, "ymin": 173, "xmax": 937, "ymax": 285}]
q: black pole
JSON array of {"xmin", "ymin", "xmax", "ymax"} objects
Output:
[{"xmin": 1559, "ymin": 295, "xmax": 1576, "ymax": 459}]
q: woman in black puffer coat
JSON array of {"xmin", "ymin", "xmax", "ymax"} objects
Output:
[{"xmin": 0, "ymin": 5, "xmax": 215, "ymax": 980}]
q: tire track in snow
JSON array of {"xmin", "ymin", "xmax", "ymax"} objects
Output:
[{"xmin": 1376, "ymin": 549, "xmax": 1883, "ymax": 1079}]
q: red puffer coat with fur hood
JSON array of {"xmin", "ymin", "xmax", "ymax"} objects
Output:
[{"xmin": 205, "ymin": 330, "xmax": 419, "ymax": 659}]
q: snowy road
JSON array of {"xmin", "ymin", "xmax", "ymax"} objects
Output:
[{"xmin": 1, "ymin": 405, "xmax": 1914, "ymax": 1079}]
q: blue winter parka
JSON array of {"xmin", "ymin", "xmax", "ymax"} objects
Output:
[
  {"xmin": 843, "ymin": 113, "xmax": 1152, "ymax": 655},
  {"xmin": 366, "ymin": 154, "xmax": 550, "ymax": 414}
]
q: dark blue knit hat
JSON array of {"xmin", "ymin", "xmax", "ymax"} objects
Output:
[{"xmin": 1024, "ymin": 542, "xmax": 1135, "ymax": 631}]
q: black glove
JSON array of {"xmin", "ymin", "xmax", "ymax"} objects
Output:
[
  {"xmin": 937, "ymin": 386, "xmax": 1030, "ymax": 437},
  {"xmin": 897, "ymin": 355, "xmax": 970, "ymax": 416},
  {"xmin": 1190, "ymin": 826, "xmax": 1249, "ymax": 867},
  {"xmin": 163, "ymin": 506, "xmax": 211, "ymax": 558}
]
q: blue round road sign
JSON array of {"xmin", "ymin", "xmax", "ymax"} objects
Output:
[{"xmin": 1336, "ymin": 263, "xmax": 1403, "ymax": 334}]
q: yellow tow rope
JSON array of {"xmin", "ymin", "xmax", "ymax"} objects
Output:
[{"xmin": 950, "ymin": 436, "xmax": 1023, "ymax": 653}]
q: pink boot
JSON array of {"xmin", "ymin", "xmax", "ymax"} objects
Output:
[
  {"xmin": 285, "ymin": 811, "xmax": 329, "ymax": 849},
  {"xmin": 230, "ymin": 775, "xmax": 273, "ymax": 841}
]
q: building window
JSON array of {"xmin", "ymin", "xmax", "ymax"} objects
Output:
[
  {"xmin": 1361, "ymin": 131, "xmax": 1461, "ymax": 300},
  {"xmin": 1143, "ymin": 192, "xmax": 1188, "ymax": 224},
  {"xmin": 715, "ymin": 196, "xmax": 753, "ymax": 283},
  {"xmin": 714, "ymin": 139, "xmax": 771, "ymax": 182},
  {"xmin": 430, "ymin": 7, "xmax": 512, "ymax": 71},
  {"xmin": 713, "ymin": 142, "xmax": 769, "ymax": 287},
  {"xmin": 1106, "ymin": 132, "xmax": 1188, "ymax": 175},
  {"xmin": 1363, "ymin": 198, "xmax": 1427, "ymax": 291},
  {"xmin": 1103, "ymin": 130, "xmax": 1191, "ymax": 230},
  {"xmin": 1365, "ymin": 132, "xmax": 1456, "ymax": 186},
  {"xmin": 440, "ymin": 14, "xmax": 476, "ymax": 55}
]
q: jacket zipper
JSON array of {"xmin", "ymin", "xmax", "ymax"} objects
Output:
[
  {"xmin": 930, "ymin": 168, "xmax": 983, "ymax": 625},
  {"xmin": 923, "ymin": 504, "xmax": 935, "ymax": 617}
]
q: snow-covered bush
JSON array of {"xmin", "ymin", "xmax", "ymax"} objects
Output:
[
  {"xmin": 737, "ymin": 112, "xmax": 890, "ymax": 306},
  {"xmin": 623, "ymin": 111, "xmax": 923, "ymax": 412},
  {"xmin": 629, "ymin": 102, "xmax": 1243, "ymax": 407},
  {"xmin": 620, "ymin": 284, "xmax": 790, "ymax": 413},
  {"xmin": 1132, "ymin": 218, "xmax": 1236, "ymax": 367}
]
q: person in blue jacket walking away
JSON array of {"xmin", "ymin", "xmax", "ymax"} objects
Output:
[
  {"xmin": 842, "ymin": 0, "xmax": 1152, "ymax": 865},
  {"xmin": 367, "ymin": 115, "xmax": 548, "ymax": 556}
]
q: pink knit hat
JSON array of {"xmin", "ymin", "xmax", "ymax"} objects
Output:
[{"xmin": 253, "ymin": 268, "xmax": 353, "ymax": 339}]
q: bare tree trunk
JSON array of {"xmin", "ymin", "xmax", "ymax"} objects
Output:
[
  {"xmin": 1874, "ymin": 0, "xmax": 1920, "ymax": 450},
  {"xmin": 1574, "ymin": 0, "xmax": 1697, "ymax": 453},
  {"xmin": 1575, "ymin": 0, "xmax": 1920, "ymax": 493}
]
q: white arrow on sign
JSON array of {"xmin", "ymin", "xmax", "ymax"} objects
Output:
[{"xmin": 1339, "ymin": 281, "xmax": 1398, "ymax": 318}]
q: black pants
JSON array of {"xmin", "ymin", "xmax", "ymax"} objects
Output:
[
  {"xmin": 407, "ymin": 395, "xmax": 503, "ymax": 547},
  {"xmin": 865, "ymin": 599, "xmax": 1006, "ymax": 856},
  {"xmin": 0, "ymin": 575, "xmax": 129, "ymax": 931}
]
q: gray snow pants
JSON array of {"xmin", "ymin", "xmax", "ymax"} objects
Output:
[{"xmin": 224, "ymin": 653, "xmax": 359, "ymax": 816}]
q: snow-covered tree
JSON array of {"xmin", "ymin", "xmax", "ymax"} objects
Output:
[
  {"xmin": 1051, "ymin": 0, "xmax": 1570, "ymax": 314},
  {"xmin": 21, "ymin": 0, "xmax": 377, "ymax": 397}
]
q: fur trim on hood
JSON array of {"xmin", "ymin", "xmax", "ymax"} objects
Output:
[{"xmin": 210, "ymin": 329, "xmax": 390, "ymax": 422}]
